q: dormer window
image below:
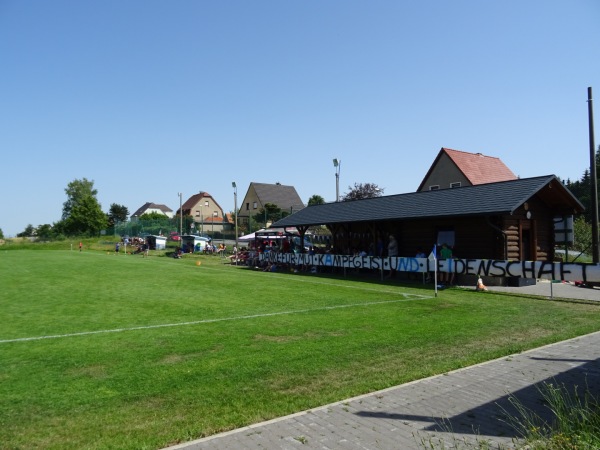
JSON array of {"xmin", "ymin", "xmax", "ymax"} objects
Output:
[
  {"xmin": 450, "ymin": 182, "xmax": 461, "ymax": 188},
  {"xmin": 429, "ymin": 185, "xmax": 440, "ymax": 191}
]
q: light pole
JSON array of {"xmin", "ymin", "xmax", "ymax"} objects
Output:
[
  {"xmin": 588, "ymin": 87, "xmax": 599, "ymax": 263},
  {"xmin": 333, "ymin": 158, "xmax": 341, "ymax": 202},
  {"xmin": 232, "ymin": 182, "xmax": 238, "ymax": 252},
  {"xmin": 212, "ymin": 211, "xmax": 217, "ymax": 239},
  {"xmin": 203, "ymin": 200, "xmax": 209, "ymax": 234},
  {"xmin": 178, "ymin": 192, "xmax": 183, "ymax": 237}
]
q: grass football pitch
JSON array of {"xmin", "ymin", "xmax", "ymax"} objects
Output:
[{"xmin": 1, "ymin": 249, "xmax": 600, "ymax": 449}]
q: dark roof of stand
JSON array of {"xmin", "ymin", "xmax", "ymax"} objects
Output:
[{"xmin": 271, "ymin": 175, "xmax": 584, "ymax": 228}]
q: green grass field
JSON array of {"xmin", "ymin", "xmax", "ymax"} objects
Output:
[{"xmin": 2, "ymin": 248, "xmax": 600, "ymax": 449}]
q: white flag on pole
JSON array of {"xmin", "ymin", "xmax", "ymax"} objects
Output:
[{"xmin": 428, "ymin": 244, "xmax": 437, "ymax": 261}]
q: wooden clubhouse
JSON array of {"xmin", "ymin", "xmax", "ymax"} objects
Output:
[{"xmin": 269, "ymin": 149, "xmax": 585, "ymax": 284}]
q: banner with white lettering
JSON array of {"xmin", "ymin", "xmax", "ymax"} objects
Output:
[{"xmin": 258, "ymin": 253, "xmax": 600, "ymax": 282}]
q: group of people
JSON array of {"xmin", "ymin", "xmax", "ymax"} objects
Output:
[
  {"xmin": 385, "ymin": 235, "xmax": 456, "ymax": 285},
  {"xmin": 203, "ymin": 243, "xmax": 227, "ymax": 255},
  {"xmin": 115, "ymin": 239, "xmax": 150, "ymax": 257}
]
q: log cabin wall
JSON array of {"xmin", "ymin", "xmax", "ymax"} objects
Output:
[
  {"xmin": 327, "ymin": 197, "xmax": 558, "ymax": 261},
  {"xmin": 503, "ymin": 198, "xmax": 554, "ymax": 262},
  {"xmin": 503, "ymin": 218, "xmax": 521, "ymax": 260}
]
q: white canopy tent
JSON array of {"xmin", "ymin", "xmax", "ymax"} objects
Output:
[{"xmin": 238, "ymin": 232, "xmax": 256, "ymax": 242}]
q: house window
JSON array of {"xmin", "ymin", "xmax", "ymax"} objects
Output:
[
  {"xmin": 450, "ymin": 182, "xmax": 461, "ymax": 188},
  {"xmin": 429, "ymin": 185, "xmax": 440, "ymax": 191},
  {"xmin": 195, "ymin": 210, "xmax": 200, "ymax": 217},
  {"xmin": 253, "ymin": 202, "xmax": 257, "ymax": 209},
  {"xmin": 204, "ymin": 201, "xmax": 209, "ymax": 207},
  {"xmin": 246, "ymin": 203, "xmax": 249, "ymax": 211}
]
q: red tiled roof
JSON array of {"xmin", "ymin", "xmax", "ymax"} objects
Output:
[
  {"xmin": 442, "ymin": 148, "xmax": 517, "ymax": 185},
  {"xmin": 179, "ymin": 192, "xmax": 225, "ymax": 216}
]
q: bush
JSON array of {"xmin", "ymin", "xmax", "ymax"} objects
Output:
[{"xmin": 506, "ymin": 381, "xmax": 600, "ymax": 449}]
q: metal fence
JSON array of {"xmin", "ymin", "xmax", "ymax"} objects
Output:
[{"xmin": 110, "ymin": 219, "xmax": 237, "ymax": 241}]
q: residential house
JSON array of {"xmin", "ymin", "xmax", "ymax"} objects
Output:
[
  {"xmin": 417, "ymin": 148, "xmax": 517, "ymax": 192},
  {"xmin": 238, "ymin": 182, "xmax": 305, "ymax": 227},
  {"xmin": 131, "ymin": 202, "xmax": 174, "ymax": 219},
  {"xmin": 177, "ymin": 192, "xmax": 226, "ymax": 235}
]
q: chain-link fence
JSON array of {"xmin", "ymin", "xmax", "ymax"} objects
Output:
[{"xmin": 110, "ymin": 218, "xmax": 238, "ymax": 241}]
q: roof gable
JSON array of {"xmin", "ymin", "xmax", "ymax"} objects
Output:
[
  {"xmin": 445, "ymin": 148, "xmax": 517, "ymax": 185},
  {"xmin": 131, "ymin": 202, "xmax": 173, "ymax": 217},
  {"xmin": 418, "ymin": 148, "xmax": 517, "ymax": 191},
  {"xmin": 247, "ymin": 182, "xmax": 305, "ymax": 212},
  {"xmin": 180, "ymin": 192, "xmax": 224, "ymax": 215}
]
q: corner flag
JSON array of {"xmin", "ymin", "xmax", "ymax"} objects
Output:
[
  {"xmin": 428, "ymin": 245, "xmax": 438, "ymax": 297},
  {"xmin": 428, "ymin": 244, "xmax": 437, "ymax": 261}
]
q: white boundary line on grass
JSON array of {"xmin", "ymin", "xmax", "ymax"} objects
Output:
[
  {"xmin": 187, "ymin": 261, "xmax": 424, "ymax": 294},
  {"xmin": 0, "ymin": 295, "xmax": 434, "ymax": 344},
  {"xmin": 79, "ymin": 249, "xmax": 433, "ymax": 296}
]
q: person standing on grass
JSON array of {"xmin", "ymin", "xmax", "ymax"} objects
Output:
[
  {"xmin": 387, "ymin": 234, "xmax": 399, "ymax": 279},
  {"xmin": 79, "ymin": 242, "xmax": 82, "ymax": 252},
  {"xmin": 115, "ymin": 242, "xmax": 120, "ymax": 254},
  {"xmin": 439, "ymin": 243, "xmax": 453, "ymax": 284},
  {"xmin": 411, "ymin": 247, "xmax": 426, "ymax": 281}
]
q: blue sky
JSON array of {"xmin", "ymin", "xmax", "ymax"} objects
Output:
[{"xmin": 1, "ymin": 1, "xmax": 599, "ymax": 237}]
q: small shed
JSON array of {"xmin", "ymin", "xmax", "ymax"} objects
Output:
[
  {"xmin": 146, "ymin": 235, "xmax": 167, "ymax": 250},
  {"xmin": 181, "ymin": 235, "xmax": 211, "ymax": 253}
]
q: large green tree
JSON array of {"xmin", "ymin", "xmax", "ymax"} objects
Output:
[
  {"xmin": 341, "ymin": 183, "xmax": 384, "ymax": 201},
  {"xmin": 560, "ymin": 145, "xmax": 600, "ymax": 254},
  {"xmin": 63, "ymin": 195, "xmax": 107, "ymax": 235},
  {"xmin": 17, "ymin": 224, "xmax": 36, "ymax": 237},
  {"xmin": 60, "ymin": 178, "xmax": 107, "ymax": 236},
  {"xmin": 36, "ymin": 224, "xmax": 53, "ymax": 239},
  {"xmin": 107, "ymin": 203, "xmax": 130, "ymax": 228},
  {"xmin": 62, "ymin": 178, "xmax": 97, "ymax": 220},
  {"xmin": 564, "ymin": 146, "xmax": 600, "ymax": 224},
  {"xmin": 572, "ymin": 216, "xmax": 592, "ymax": 254},
  {"xmin": 308, "ymin": 195, "xmax": 325, "ymax": 206},
  {"xmin": 252, "ymin": 203, "xmax": 288, "ymax": 226}
]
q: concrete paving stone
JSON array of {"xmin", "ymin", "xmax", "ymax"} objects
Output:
[
  {"xmin": 340, "ymin": 411, "xmax": 406, "ymax": 438},
  {"xmin": 333, "ymin": 423, "xmax": 407, "ymax": 449},
  {"xmin": 301, "ymin": 422, "xmax": 378, "ymax": 449}
]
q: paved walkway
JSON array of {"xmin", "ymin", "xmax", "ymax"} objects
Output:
[
  {"xmin": 166, "ymin": 282, "xmax": 600, "ymax": 450},
  {"xmin": 480, "ymin": 279, "xmax": 600, "ymax": 302}
]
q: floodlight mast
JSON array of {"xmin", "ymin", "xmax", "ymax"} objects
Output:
[
  {"xmin": 178, "ymin": 192, "xmax": 183, "ymax": 238},
  {"xmin": 232, "ymin": 182, "xmax": 238, "ymax": 258},
  {"xmin": 333, "ymin": 158, "xmax": 341, "ymax": 202}
]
